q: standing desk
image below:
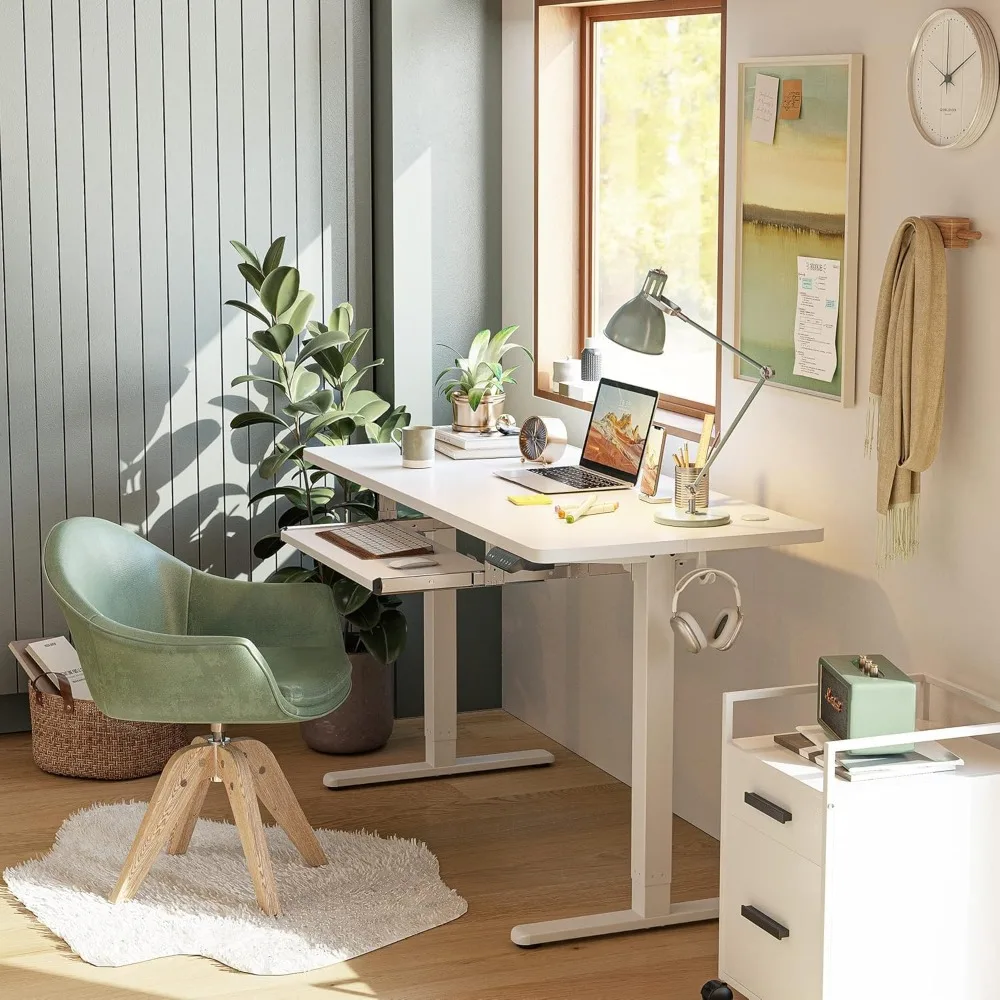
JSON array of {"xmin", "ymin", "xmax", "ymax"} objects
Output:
[{"xmin": 283, "ymin": 443, "xmax": 823, "ymax": 947}]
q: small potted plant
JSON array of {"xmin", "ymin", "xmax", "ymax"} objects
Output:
[{"xmin": 436, "ymin": 326, "xmax": 533, "ymax": 432}]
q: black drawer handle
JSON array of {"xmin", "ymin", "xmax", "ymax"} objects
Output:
[
  {"xmin": 741, "ymin": 904, "xmax": 789, "ymax": 941},
  {"xmin": 744, "ymin": 791, "xmax": 792, "ymax": 824}
]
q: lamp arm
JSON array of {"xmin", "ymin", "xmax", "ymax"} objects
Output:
[{"xmin": 643, "ymin": 292, "xmax": 774, "ymax": 515}]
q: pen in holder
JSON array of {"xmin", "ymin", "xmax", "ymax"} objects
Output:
[{"xmin": 674, "ymin": 467, "xmax": 709, "ymax": 511}]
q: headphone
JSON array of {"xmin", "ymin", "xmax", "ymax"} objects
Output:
[{"xmin": 670, "ymin": 568, "xmax": 743, "ymax": 654}]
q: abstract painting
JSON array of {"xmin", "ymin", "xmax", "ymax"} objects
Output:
[{"xmin": 734, "ymin": 55, "xmax": 863, "ymax": 405}]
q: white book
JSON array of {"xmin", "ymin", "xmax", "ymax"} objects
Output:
[
  {"xmin": 434, "ymin": 426, "xmax": 521, "ymax": 452},
  {"xmin": 25, "ymin": 636, "xmax": 92, "ymax": 701},
  {"xmin": 435, "ymin": 440, "xmax": 520, "ymax": 461}
]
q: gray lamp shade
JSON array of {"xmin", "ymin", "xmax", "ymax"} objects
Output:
[{"xmin": 603, "ymin": 269, "xmax": 668, "ymax": 356}]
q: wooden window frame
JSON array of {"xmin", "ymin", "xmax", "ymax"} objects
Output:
[{"xmin": 534, "ymin": 0, "xmax": 727, "ymax": 425}]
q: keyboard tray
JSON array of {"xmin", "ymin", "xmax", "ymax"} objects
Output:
[{"xmin": 282, "ymin": 525, "xmax": 485, "ymax": 595}]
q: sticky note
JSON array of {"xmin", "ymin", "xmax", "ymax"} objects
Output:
[
  {"xmin": 780, "ymin": 79, "xmax": 803, "ymax": 120},
  {"xmin": 750, "ymin": 73, "xmax": 780, "ymax": 144},
  {"xmin": 507, "ymin": 495, "xmax": 552, "ymax": 506}
]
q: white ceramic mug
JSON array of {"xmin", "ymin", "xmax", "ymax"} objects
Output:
[{"xmin": 392, "ymin": 425, "xmax": 436, "ymax": 468}]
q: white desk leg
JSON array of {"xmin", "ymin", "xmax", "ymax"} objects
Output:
[
  {"xmin": 510, "ymin": 556, "xmax": 718, "ymax": 945},
  {"xmin": 324, "ymin": 530, "xmax": 554, "ymax": 789}
]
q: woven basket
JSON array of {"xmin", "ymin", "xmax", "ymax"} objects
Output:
[{"xmin": 28, "ymin": 674, "xmax": 189, "ymax": 780}]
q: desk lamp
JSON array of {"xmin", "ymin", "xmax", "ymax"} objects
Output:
[{"xmin": 604, "ymin": 268, "xmax": 774, "ymax": 527}]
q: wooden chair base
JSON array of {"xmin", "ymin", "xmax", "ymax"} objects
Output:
[{"xmin": 109, "ymin": 736, "xmax": 326, "ymax": 917}]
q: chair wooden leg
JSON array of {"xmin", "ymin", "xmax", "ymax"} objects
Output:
[
  {"xmin": 218, "ymin": 743, "xmax": 281, "ymax": 917},
  {"xmin": 110, "ymin": 744, "xmax": 213, "ymax": 904},
  {"xmin": 230, "ymin": 737, "xmax": 327, "ymax": 867},
  {"xmin": 166, "ymin": 737, "xmax": 212, "ymax": 856}
]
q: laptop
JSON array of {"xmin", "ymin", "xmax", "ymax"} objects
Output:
[{"xmin": 496, "ymin": 378, "xmax": 659, "ymax": 495}]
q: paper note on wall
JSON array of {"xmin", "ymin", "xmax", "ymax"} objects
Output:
[
  {"xmin": 780, "ymin": 79, "xmax": 803, "ymax": 119},
  {"xmin": 793, "ymin": 257, "xmax": 841, "ymax": 382},
  {"xmin": 750, "ymin": 74, "xmax": 780, "ymax": 144}
]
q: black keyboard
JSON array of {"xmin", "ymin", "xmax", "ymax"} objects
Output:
[{"xmin": 534, "ymin": 466, "xmax": 623, "ymax": 489}]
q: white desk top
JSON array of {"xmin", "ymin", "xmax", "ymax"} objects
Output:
[{"xmin": 304, "ymin": 444, "xmax": 823, "ymax": 565}]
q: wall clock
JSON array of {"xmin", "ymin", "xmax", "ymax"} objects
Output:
[{"xmin": 908, "ymin": 8, "xmax": 999, "ymax": 148}]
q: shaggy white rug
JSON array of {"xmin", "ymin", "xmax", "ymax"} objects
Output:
[{"xmin": 3, "ymin": 802, "xmax": 467, "ymax": 975}]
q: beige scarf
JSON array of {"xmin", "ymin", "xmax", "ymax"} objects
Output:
[{"xmin": 865, "ymin": 217, "xmax": 948, "ymax": 567}]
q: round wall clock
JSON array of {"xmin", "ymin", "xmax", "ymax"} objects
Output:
[{"xmin": 908, "ymin": 7, "xmax": 999, "ymax": 148}]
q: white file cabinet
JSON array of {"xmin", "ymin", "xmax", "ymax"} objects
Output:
[{"xmin": 718, "ymin": 678, "xmax": 1000, "ymax": 1000}]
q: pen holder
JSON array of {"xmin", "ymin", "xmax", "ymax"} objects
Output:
[{"xmin": 674, "ymin": 467, "xmax": 709, "ymax": 510}]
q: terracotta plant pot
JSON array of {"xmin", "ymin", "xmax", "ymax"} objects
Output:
[
  {"xmin": 300, "ymin": 650, "xmax": 394, "ymax": 754},
  {"xmin": 451, "ymin": 391, "xmax": 505, "ymax": 433}
]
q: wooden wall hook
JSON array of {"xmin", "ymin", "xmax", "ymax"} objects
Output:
[{"xmin": 923, "ymin": 215, "xmax": 983, "ymax": 249}]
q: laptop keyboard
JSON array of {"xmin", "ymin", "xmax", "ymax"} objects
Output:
[{"xmin": 534, "ymin": 466, "xmax": 621, "ymax": 489}]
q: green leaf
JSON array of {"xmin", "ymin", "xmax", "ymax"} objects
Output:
[
  {"xmin": 345, "ymin": 594, "xmax": 381, "ymax": 630},
  {"xmin": 230, "ymin": 240, "xmax": 261, "ymax": 270},
  {"xmin": 340, "ymin": 327, "xmax": 370, "ymax": 367},
  {"xmin": 226, "ymin": 299, "xmax": 271, "ymax": 326},
  {"xmin": 375, "ymin": 406, "xmax": 411, "ymax": 444},
  {"xmin": 278, "ymin": 505, "xmax": 310, "ymax": 529},
  {"xmin": 259, "ymin": 444, "xmax": 306, "ymax": 480},
  {"xmin": 277, "ymin": 290, "xmax": 316, "ymax": 336},
  {"xmin": 253, "ymin": 533, "xmax": 285, "ymax": 559},
  {"xmin": 332, "ymin": 577, "xmax": 373, "ymax": 616},
  {"xmin": 296, "ymin": 330, "xmax": 350, "ymax": 367},
  {"xmin": 249, "ymin": 485, "xmax": 307, "ymax": 507},
  {"xmin": 306, "ymin": 320, "xmax": 328, "ymax": 336},
  {"xmin": 285, "ymin": 389, "xmax": 335, "ymax": 417},
  {"xmin": 230, "ymin": 411, "xmax": 288, "ymax": 430},
  {"xmin": 328, "ymin": 302, "xmax": 354, "ymax": 335},
  {"xmin": 483, "ymin": 325, "xmax": 518, "ymax": 365},
  {"xmin": 467, "ymin": 328, "xmax": 492, "ymax": 368},
  {"xmin": 497, "ymin": 340, "xmax": 533, "ymax": 363},
  {"xmin": 467, "ymin": 387, "xmax": 485, "ymax": 412},
  {"xmin": 250, "ymin": 330, "xmax": 280, "ymax": 357},
  {"xmin": 360, "ymin": 609, "xmax": 407, "ymax": 665},
  {"xmin": 269, "ymin": 323, "xmax": 295, "ymax": 354},
  {"xmin": 306, "ymin": 411, "xmax": 357, "ymax": 438},
  {"xmin": 259, "ymin": 265, "xmax": 300, "ymax": 317},
  {"xmin": 261, "ymin": 236, "xmax": 285, "ymax": 275},
  {"xmin": 269, "ymin": 566, "xmax": 318, "ymax": 584},
  {"xmin": 355, "ymin": 398, "xmax": 390, "ymax": 423},
  {"xmin": 238, "ymin": 262, "xmax": 264, "ymax": 292},
  {"xmin": 341, "ymin": 360, "xmax": 384, "ymax": 399},
  {"xmin": 231, "ymin": 374, "xmax": 283, "ymax": 389},
  {"xmin": 288, "ymin": 367, "xmax": 321, "ymax": 403}
]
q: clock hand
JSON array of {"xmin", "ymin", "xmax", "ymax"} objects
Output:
[
  {"xmin": 951, "ymin": 50, "xmax": 978, "ymax": 77},
  {"xmin": 929, "ymin": 59, "xmax": 947, "ymax": 79}
]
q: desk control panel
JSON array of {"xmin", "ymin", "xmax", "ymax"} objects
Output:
[{"xmin": 485, "ymin": 547, "xmax": 555, "ymax": 574}]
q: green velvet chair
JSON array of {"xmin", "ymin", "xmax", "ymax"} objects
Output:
[{"xmin": 43, "ymin": 516, "xmax": 353, "ymax": 916}]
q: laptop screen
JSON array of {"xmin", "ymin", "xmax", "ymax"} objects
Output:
[{"xmin": 580, "ymin": 379, "xmax": 659, "ymax": 484}]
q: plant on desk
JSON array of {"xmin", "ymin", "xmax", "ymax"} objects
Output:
[
  {"xmin": 436, "ymin": 326, "xmax": 532, "ymax": 432},
  {"xmin": 226, "ymin": 237, "xmax": 409, "ymax": 751}
]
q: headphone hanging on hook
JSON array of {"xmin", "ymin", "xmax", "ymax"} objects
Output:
[{"xmin": 671, "ymin": 568, "xmax": 743, "ymax": 654}]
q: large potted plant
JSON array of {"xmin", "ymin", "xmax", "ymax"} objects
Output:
[
  {"xmin": 227, "ymin": 237, "xmax": 409, "ymax": 753},
  {"xmin": 436, "ymin": 326, "xmax": 532, "ymax": 432}
]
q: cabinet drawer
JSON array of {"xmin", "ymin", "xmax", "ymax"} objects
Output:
[
  {"xmin": 720, "ymin": 816, "xmax": 822, "ymax": 1000},
  {"xmin": 723, "ymin": 741, "xmax": 823, "ymax": 865},
  {"xmin": 282, "ymin": 524, "xmax": 485, "ymax": 595}
]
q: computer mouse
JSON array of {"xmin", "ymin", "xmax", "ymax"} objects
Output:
[{"xmin": 388, "ymin": 556, "xmax": 440, "ymax": 570}]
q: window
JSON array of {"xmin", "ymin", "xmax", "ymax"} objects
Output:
[{"xmin": 535, "ymin": 0, "xmax": 725, "ymax": 423}]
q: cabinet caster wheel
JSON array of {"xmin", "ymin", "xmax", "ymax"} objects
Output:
[{"xmin": 701, "ymin": 981, "xmax": 733, "ymax": 1000}]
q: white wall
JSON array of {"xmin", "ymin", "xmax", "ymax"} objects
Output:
[
  {"xmin": 502, "ymin": 0, "xmax": 1000, "ymax": 837},
  {"xmin": 0, "ymin": 0, "xmax": 368, "ymax": 705}
]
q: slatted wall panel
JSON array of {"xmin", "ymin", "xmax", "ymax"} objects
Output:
[{"xmin": 0, "ymin": 0, "xmax": 368, "ymax": 699}]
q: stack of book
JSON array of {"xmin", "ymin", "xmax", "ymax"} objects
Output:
[
  {"xmin": 434, "ymin": 426, "xmax": 521, "ymax": 461},
  {"xmin": 9, "ymin": 636, "xmax": 92, "ymax": 700},
  {"xmin": 774, "ymin": 726, "xmax": 963, "ymax": 781}
]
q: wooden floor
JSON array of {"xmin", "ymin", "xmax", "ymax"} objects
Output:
[{"xmin": 0, "ymin": 711, "xmax": 725, "ymax": 1000}]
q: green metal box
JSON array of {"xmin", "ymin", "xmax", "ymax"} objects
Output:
[{"xmin": 817, "ymin": 654, "xmax": 917, "ymax": 755}]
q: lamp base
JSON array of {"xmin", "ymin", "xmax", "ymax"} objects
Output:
[{"xmin": 653, "ymin": 506, "xmax": 732, "ymax": 528}]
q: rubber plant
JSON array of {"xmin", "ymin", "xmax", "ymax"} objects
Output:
[{"xmin": 227, "ymin": 237, "xmax": 410, "ymax": 665}]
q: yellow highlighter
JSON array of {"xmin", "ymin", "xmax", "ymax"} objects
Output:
[{"xmin": 508, "ymin": 494, "xmax": 553, "ymax": 506}]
